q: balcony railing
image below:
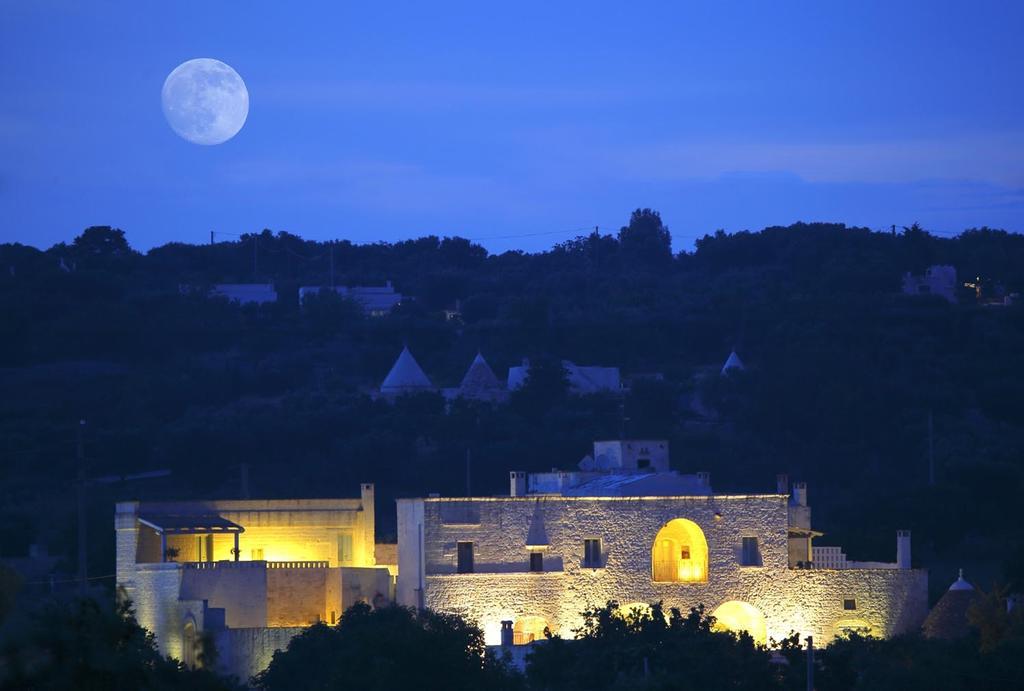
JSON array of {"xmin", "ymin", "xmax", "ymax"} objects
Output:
[{"xmin": 183, "ymin": 560, "xmax": 329, "ymax": 570}]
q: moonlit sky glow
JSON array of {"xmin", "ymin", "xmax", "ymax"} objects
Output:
[{"xmin": 2, "ymin": 2, "xmax": 1023, "ymax": 252}]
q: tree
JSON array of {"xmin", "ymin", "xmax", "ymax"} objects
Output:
[
  {"xmin": 618, "ymin": 209, "xmax": 672, "ymax": 268},
  {"xmin": 526, "ymin": 601, "xmax": 778, "ymax": 691},
  {"xmin": 0, "ymin": 596, "xmax": 242, "ymax": 691},
  {"xmin": 254, "ymin": 603, "xmax": 518, "ymax": 691},
  {"xmin": 511, "ymin": 356, "xmax": 570, "ymax": 419}
]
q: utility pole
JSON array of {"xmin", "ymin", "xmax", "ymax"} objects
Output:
[
  {"xmin": 329, "ymin": 242, "xmax": 335, "ymax": 287},
  {"xmin": 806, "ymin": 635, "xmax": 815, "ymax": 691},
  {"xmin": 210, "ymin": 230, "xmax": 215, "ymax": 245},
  {"xmin": 76, "ymin": 419, "xmax": 87, "ymax": 594},
  {"xmin": 927, "ymin": 410, "xmax": 935, "ymax": 486}
]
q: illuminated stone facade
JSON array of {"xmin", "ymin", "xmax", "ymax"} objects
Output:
[
  {"xmin": 115, "ymin": 486, "xmax": 394, "ymax": 680},
  {"xmin": 397, "ymin": 440, "xmax": 928, "ymax": 646}
]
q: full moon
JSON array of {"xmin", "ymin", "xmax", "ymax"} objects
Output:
[{"xmin": 161, "ymin": 58, "xmax": 249, "ymax": 145}]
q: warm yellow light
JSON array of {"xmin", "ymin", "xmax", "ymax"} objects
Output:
[
  {"xmin": 513, "ymin": 616, "xmax": 549, "ymax": 645},
  {"xmin": 651, "ymin": 518, "xmax": 708, "ymax": 583},
  {"xmin": 711, "ymin": 601, "xmax": 767, "ymax": 644}
]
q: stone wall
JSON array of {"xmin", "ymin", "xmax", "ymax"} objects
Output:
[
  {"xmin": 266, "ymin": 566, "xmax": 327, "ymax": 626},
  {"xmin": 180, "ymin": 563, "xmax": 268, "ymax": 628},
  {"xmin": 213, "ymin": 626, "xmax": 305, "ymax": 684},
  {"xmin": 401, "ymin": 495, "xmax": 928, "ymax": 645}
]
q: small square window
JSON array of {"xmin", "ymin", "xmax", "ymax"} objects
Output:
[
  {"xmin": 529, "ymin": 551, "xmax": 543, "ymax": 572},
  {"xmin": 843, "ymin": 598, "xmax": 857, "ymax": 611}
]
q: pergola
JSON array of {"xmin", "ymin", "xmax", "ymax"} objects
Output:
[{"xmin": 139, "ymin": 514, "xmax": 245, "ymax": 562}]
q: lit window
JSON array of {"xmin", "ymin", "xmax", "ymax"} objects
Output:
[
  {"xmin": 529, "ymin": 551, "xmax": 543, "ymax": 572},
  {"xmin": 583, "ymin": 538, "xmax": 602, "ymax": 567},
  {"xmin": 843, "ymin": 598, "xmax": 857, "ymax": 611},
  {"xmin": 251, "ymin": 548, "xmax": 264, "ymax": 561},
  {"xmin": 457, "ymin": 541, "xmax": 474, "ymax": 573}
]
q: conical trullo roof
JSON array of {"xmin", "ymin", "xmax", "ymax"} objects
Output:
[
  {"xmin": 721, "ymin": 350, "xmax": 745, "ymax": 375},
  {"xmin": 459, "ymin": 352, "xmax": 503, "ymax": 399},
  {"xmin": 525, "ymin": 502, "xmax": 549, "ymax": 549},
  {"xmin": 923, "ymin": 569, "xmax": 979, "ymax": 640},
  {"xmin": 380, "ymin": 347, "xmax": 433, "ymax": 395}
]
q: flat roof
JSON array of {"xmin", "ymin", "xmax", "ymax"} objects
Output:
[{"xmin": 138, "ymin": 514, "xmax": 244, "ymax": 534}]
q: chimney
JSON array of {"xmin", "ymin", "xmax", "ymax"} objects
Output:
[
  {"xmin": 897, "ymin": 530, "xmax": 911, "ymax": 569},
  {"xmin": 510, "ymin": 471, "xmax": 527, "ymax": 497},
  {"xmin": 361, "ymin": 483, "xmax": 375, "ymax": 565},
  {"xmin": 792, "ymin": 482, "xmax": 807, "ymax": 507},
  {"xmin": 776, "ymin": 474, "xmax": 789, "ymax": 495},
  {"xmin": 500, "ymin": 620, "xmax": 514, "ymax": 647}
]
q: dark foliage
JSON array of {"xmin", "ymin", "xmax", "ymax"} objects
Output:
[
  {"xmin": 0, "ymin": 596, "xmax": 242, "ymax": 691},
  {"xmin": 1, "ymin": 218, "xmax": 1023, "ymax": 606},
  {"xmin": 253, "ymin": 603, "xmax": 519, "ymax": 691},
  {"xmin": 526, "ymin": 601, "xmax": 778, "ymax": 690}
]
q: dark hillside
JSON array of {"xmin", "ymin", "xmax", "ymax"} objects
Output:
[{"xmin": 2, "ymin": 213, "xmax": 1023, "ymax": 602}]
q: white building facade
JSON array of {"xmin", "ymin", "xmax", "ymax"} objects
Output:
[
  {"xmin": 115, "ymin": 486, "xmax": 394, "ymax": 681},
  {"xmin": 397, "ymin": 441, "xmax": 927, "ymax": 647}
]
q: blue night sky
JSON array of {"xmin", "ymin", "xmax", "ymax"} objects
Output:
[{"xmin": 3, "ymin": 1, "xmax": 1023, "ymax": 253}]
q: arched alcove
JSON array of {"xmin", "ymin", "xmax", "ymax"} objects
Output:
[
  {"xmin": 651, "ymin": 518, "xmax": 709, "ymax": 583},
  {"xmin": 711, "ymin": 601, "xmax": 767, "ymax": 644},
  {"xmin": 513, "ymin": 616, "xmax": 549, "ymax": 645},
  {"xmin": 182, "ymin": 618, "xmax": 198, "ymax": 668}
]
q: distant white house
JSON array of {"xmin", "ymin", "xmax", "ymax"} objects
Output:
[
  {"xmin": 901, "ymin": 265, "xmax": 957, "ymax": 303},
  {"xmin": 299, "ymin": 281, "xmax": 402, "ymax": 316},
  {"xmin": 507, "ymin": 359, "xmax": 621, "ymax": 394},
  {"xmin": 210, "ymin": 284, "xmax": 278, "ymax": 305}
]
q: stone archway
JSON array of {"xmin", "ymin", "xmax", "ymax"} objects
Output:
[
  {"xmin": 711, "ymin": 601, "xmax": 768, "ymax": 644},
  {"xmin": 652, "ymin": 518, "xmax": 709, "ymax": 583},
  {"xmin": 513, "ymin": 615, "xmax": 549, "ymax": 645}
]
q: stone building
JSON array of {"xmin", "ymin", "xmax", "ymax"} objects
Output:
[
  {"xmin": 379, "ymin": 346, "xmax": 434, "ymax": 397},
  {"xmin": 115, "ymin": 485, "xmax": 393, "ymax": 681},
  {"xmin": 396, "ymin": 440, "xmax": 927, "ymax": 647},
  {"xmin": 901, "ymin": 265, "xmax": 958, "ymax": 303}
]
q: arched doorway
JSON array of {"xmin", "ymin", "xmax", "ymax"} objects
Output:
[
  {"xmin": 513, "ymin": 616, "xmax": 549, "ymax": 645},
  {"xmin": 651, "ymin": 518, "xmax": 709, "ymax": 583},
  {"xmin": 182, "ymin": 618, "xmax": 198, "ymax": 668},
  {"xmin": 711, "ymin": 601, "xmax": 767, "ymax": 644}
]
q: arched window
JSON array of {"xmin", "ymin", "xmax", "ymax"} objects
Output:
[
  {"xmin": 711, "ymin": 601, "xmax": 767, "ymax": 644},
  {"xmin": 651, "ymin": 518, "xmax": 708, "ymax": 583},
  {"xmin": 513, "ymin": 616, "xmax": 549, "ymax": 645}
]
